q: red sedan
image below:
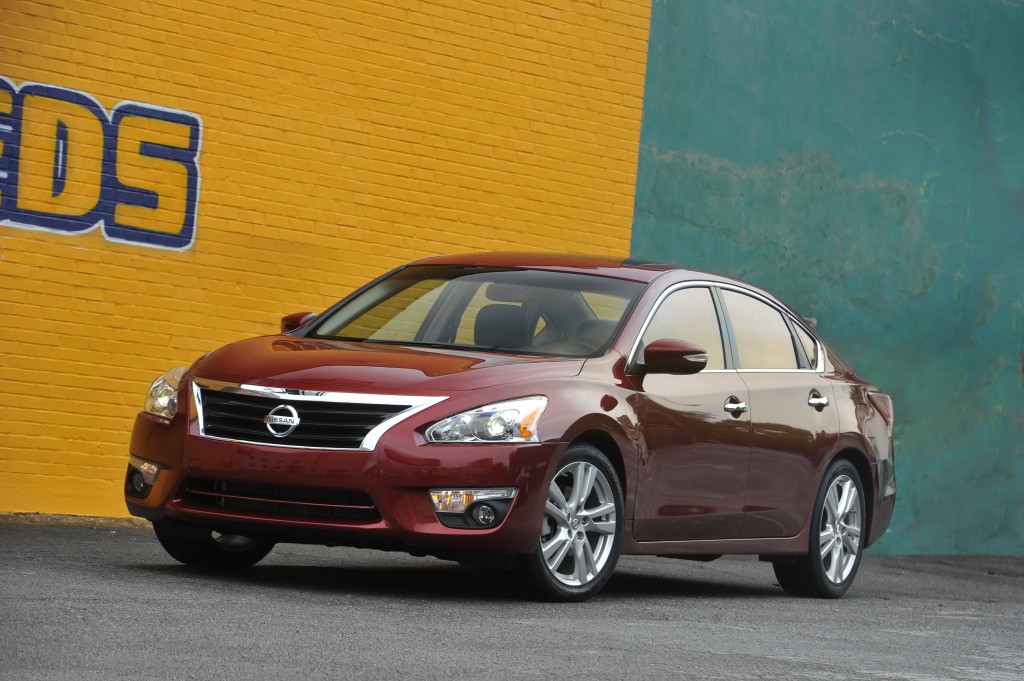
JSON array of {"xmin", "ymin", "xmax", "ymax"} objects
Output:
[{"xmin": 126, "ymin": 253, "xmax": 895, "ymax": 601}]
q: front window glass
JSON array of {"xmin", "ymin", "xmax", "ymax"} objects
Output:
[
  {"xmin": 313, "ymin": 266, "xmax": 644, "ymax": 358},
  {"xmin": 641, "ymin": 287, "xmax": 726, "ymax": 369}
]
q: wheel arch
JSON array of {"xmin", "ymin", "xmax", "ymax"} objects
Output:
[
  {"xmin": 569, "ymin": 428, "xmax": 627, "ymax": 496},
  {"xmin": 556, "ymin": 406, "xmax": 640, "ymax": 531},
  {"xmin": 827, "ymin": 446, "xmax": 876, "ymax": 548}
]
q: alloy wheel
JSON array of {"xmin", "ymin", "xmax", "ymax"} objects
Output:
[
  {"xmin": 540, "ymin": 460, "xmax": 617, "ymax": 587},
  {"xmin": 818, "ymin": 474, "xmax": 862, "ymax": 583}
]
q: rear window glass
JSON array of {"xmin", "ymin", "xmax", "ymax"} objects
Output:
[{"xmin": 721, "ymin": 290, "xmax": 798, "ymax": 370}]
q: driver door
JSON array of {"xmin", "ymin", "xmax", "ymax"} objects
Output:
[{"xmin": 631, "ymin": 286, "xmax": 752, "ymax": 541}]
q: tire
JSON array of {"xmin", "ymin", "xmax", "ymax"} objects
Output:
[
  {"xmin": 774, "ymin": 460, "xmax": 865, "ymax": 598},
  {"xmin": 521, "ymin": 444, "xmax": 624, "ymax": 602},
  {"xmin": 153, "ymin": 520, "xmax": 274, "ymax": 569}
]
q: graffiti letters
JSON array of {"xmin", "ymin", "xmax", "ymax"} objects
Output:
[{"xmin": 0, "ymin": 77, "xmax": 202, "ymax": 250}]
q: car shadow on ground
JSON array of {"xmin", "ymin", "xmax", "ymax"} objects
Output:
[
  {"xmin": 130, "ymin": 560, "xmax": 782, "ymax": 602},
  {"xmin": 604, "ymin": 570, "xmax": 781, "ymax": 599}
]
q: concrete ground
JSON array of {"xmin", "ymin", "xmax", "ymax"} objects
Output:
[{"xmin": 0, "ymin": 515, "xmax": 1021, "ymax": 681}]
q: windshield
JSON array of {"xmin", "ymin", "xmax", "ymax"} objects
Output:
[{"xmin": 312, "ymin": 265, "xmax": 644, "ymax": 357}]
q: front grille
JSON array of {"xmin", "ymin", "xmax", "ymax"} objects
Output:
[
  {"xmin": 182, "ymin": 478, "xmax": 380, "ymax": 522},
  {"xmin": 198, "ymin": 389, "xmax": 411, "ymax": 449}
]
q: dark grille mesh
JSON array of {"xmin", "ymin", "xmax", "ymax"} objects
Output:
[{"xmin": 182, "ymin": 478, "xmax": 379, "ymax": 522}]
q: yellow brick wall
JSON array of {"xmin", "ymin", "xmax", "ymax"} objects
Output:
[{"xmin": 0, "ymin": 1, "xmax": 651, "ymax": 516}]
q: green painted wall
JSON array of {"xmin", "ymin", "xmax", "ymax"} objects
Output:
[{"xmin": 632, "ymin": 0, "xmax": 1023, "ymax": 554}]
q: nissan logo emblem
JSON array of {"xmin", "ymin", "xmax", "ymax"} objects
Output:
[{"xmin": 264, "ymin": 404, "xmax": 300, "ymax": 437}]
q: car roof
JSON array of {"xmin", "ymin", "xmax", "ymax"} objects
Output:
[{"xmin": 409, "ymin": 252, "xmax": 727, "ymax": 284}]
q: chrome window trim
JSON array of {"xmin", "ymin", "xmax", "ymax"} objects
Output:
[
  {"xmin": 735, "ymin": 368, "xmax": 821, "ymax": 374},
  {"xmin": 628, "ymin": 281, "xmax": 826, "ymax": 373},
  {"xmin": 191, "ymin": 378, "xmax": 448, "ymax": 451}
]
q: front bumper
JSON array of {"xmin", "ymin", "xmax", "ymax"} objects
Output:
[{"xmin": 126, "ymin": 411, "xmax": 559, "ymax": 556}]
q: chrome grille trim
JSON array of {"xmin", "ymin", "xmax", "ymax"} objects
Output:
[{"xmin": 191, "ymin": 378, "xmax": 447, "ymax": 450}]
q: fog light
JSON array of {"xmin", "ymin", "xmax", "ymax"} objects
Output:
[
  {"xmin": 472, "ymin": 504, "xmax": 496, "ymax": 526},
  {"xmin": 129, "ymin": 455, "xmax": 162, "ymax": 485},
  {"xmin": 128, "ymin": 470, "xmax": 146, "ymax": 494},
  {"xmin": 429, "ymin": 488, "xmax": 517, "ymax": 513},
  {"xmin": 126, "ymin": 456, "xmax": 164, "ymax": 500}
]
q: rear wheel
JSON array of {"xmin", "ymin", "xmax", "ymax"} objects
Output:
[
  {"xmin": 153, "ymin": 520, "xmax": 274, "ymax": 569},
  {"xmin": 774, "ymin": 460, "xmax": 865, "ymax": 598},
  {"xmin": 522, "ymin": 444, "xmax": 624, "ymax": 602}
]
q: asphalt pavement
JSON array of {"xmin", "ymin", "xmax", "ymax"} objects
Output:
[{"xmin": 1, "ymin": 516, "xmax": 1021, "ymax": 681}]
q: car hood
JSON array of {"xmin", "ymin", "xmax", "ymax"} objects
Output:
[{"xmin": 190, "ymin": 335, "xmax": 585, "ymax": 393}]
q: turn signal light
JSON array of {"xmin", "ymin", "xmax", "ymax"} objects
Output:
[{"xmin": 429, "ymin": 488, "xmax": 516, "ymax": 514}]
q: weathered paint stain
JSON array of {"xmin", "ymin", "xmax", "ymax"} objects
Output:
[
  {"xmin": 634, "ymin": 146, "xmax": 938, "ymax": 320},
  {"xmin": 632, "ymin": 0, "xmax": 1024, "ymax": 554}
]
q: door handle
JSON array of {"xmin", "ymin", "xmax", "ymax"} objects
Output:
[
  {"xmin": 723, "ymin": 400, "xmax": 747, "ymax": 415},
  {"xmin": 808, "ymin": 394, "xmax": 829, "ymax": 408}
]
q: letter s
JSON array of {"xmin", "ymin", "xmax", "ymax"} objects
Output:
[{"xmin": 105, "ymin": 103, "xmax": 201, "ymax": 250}]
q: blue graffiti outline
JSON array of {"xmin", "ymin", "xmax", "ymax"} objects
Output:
[
  {"xmin": 0, "ymin": 81, "xmax": 111, "ymax": 235},
  {"xmin": 105, "ymin": 102, "xmax": 202, "ymax": 250},
  {"xmin": 0, "ymin": 76, "xmax": 202, "ymax": 251},
  {"xmin": 0, "ymin": 77, "xmax": 15, "ymax": 194}
]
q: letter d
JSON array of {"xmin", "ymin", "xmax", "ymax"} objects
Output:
[{"xmin": 16, "ymin": 85, "xmax": 105, "ymax": 225}]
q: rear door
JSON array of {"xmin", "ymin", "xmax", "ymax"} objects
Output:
[{"xmin": 717, "ymin": 288, "xmax": 839, "ymax": 538}]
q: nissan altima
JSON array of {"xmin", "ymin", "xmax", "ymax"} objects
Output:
[{"xmin": 126, "ymin": 253, "xmax": 895, "ymax": 601}]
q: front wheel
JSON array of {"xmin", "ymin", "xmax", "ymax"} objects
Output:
[
  {"xmin": 153, "ymin": 520, "xmax": 274, "ymax": 569},
  {"xmin": 521, "ymin": 444, "xmax": 624, "ymax": 602},
  {"xmin": 774, "ymin": 460, "xmax": 866, "ymax": 598}
]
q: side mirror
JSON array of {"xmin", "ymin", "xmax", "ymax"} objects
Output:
[
  {"xmin": 280, "ymin": 311, "xmax": 316, "ymax": 333},
  {"xmin": 638, "ymin": 339, "xmax": 709, "ymax": 375}
]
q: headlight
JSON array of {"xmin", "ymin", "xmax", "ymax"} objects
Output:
[
  {"xmin": 143, "ymin": 367, "xmax": 188, "ymax": 420},
  {"xmin": 425, "ymin": 396, "xmax": 547, "ymax": 443}
]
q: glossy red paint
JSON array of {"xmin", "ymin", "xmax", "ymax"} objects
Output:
[
  {"xmin": 126, "ymin": 253, "xmax": 895, "ymax": 598},
  {"xmin": 192, "ymin": 336, "xmax": 587, "ymax": 392}
]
